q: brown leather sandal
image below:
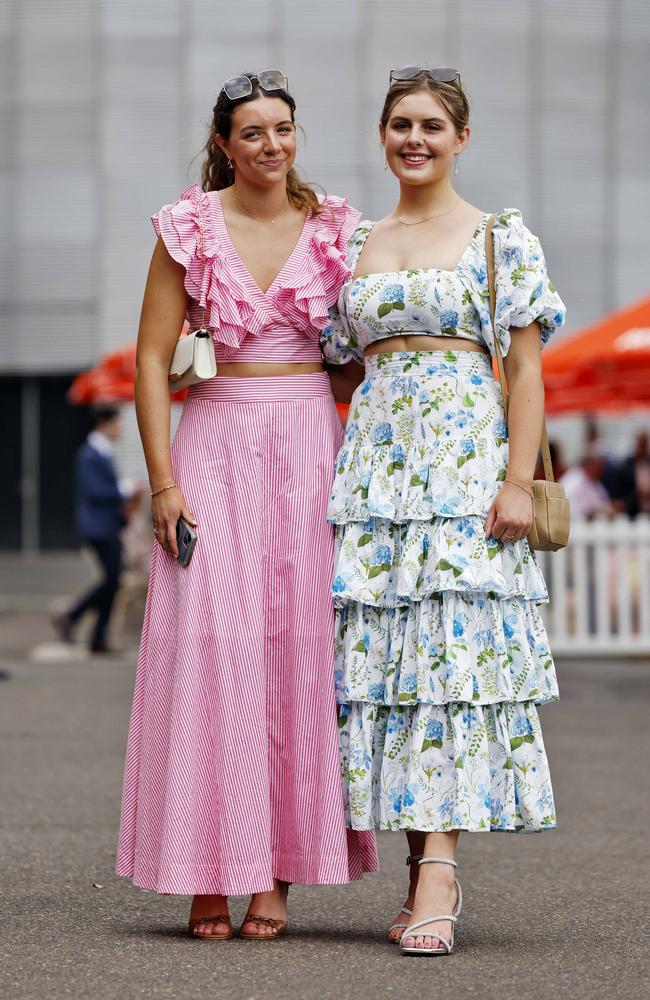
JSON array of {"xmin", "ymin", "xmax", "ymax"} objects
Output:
[
  {"xmin": 189, "ymin": 914, "xmax": 233, "ymax": 940},
  {"xmin": 239, "ymin": 913, "xmax": 288, "ymax": 940}
]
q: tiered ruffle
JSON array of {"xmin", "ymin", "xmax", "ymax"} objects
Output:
[{"xmin": 331, "ymin": 352, "xmax": 557, "ymax": 833}]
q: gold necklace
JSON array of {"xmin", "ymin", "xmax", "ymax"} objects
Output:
[
  {"xmin": 395, "ymin": 197, "xmax": 460, "ymax": 227},
  {"xmin": 232, "ymin": 191, "xmax": 291, "ymax": 224}
]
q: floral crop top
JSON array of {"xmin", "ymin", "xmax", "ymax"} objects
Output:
[{"xmin": 321, "ymin": 209, "xmax": 566, "ymax": 364}]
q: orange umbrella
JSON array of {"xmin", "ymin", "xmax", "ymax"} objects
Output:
[
  {"xmin": 542, "ymin": 294, "xmax": 650, "ymax": 413},
  {"xmin": 68, "ymin": 339, "xmax": 188, "ymax": 405}
]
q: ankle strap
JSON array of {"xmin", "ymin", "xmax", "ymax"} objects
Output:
[
  {"xmin": 405, "ymin": 854, "xmax": 423, "ymax": 866},
  {"xmin": 418, "ymin": 857, "xmax": 457, "ymax": 868}
]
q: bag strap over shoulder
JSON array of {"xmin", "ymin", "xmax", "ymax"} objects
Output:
[{"xmin": 484, "ymin": 214, "xmax": 555, "ymax": 484}]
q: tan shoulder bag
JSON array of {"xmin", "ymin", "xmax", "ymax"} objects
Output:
[{"xmin": 484, "ymin": 214, "xmax": 570, "ymax": 551}]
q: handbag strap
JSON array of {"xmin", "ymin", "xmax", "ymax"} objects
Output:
[
  {"xmin": 484, "ymin": 214, "xmax": 555, "ymax": 484},
  {"xmin": 196, "ymin": 199, "xmax": 208, "ymax": 332}
]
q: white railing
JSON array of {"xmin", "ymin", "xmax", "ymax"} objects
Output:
[{"xmin": 537, "ymin": 516, "xmax": 650, "ymax": 656}]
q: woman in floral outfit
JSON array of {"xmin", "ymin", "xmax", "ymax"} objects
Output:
[{"xmin": 322, "ymin": 68, "xmax": 565, "ymax": 956}]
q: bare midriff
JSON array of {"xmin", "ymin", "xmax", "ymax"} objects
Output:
[
  {"xmin": 216, "ymin": 361, "xmax": 324, "ymax": 377},
  {"xmin": 364, "ymin": 335, "xmax": 489, "ymax": 357}
]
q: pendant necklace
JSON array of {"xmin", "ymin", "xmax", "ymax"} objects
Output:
[
  {"xmin": 232, "ymin": 191, "xmax": 291, "ymax": 224},
  {"xmin": 395, "ymin": 197, "xmax": 460, "ymax": 227}
]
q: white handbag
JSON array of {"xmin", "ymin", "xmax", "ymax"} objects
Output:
[
  {"xmin": 167, "ymin": 200, "xmax": 217, "ymax": 391},
  {"xmin": 168, "ymin": 325, "xmax": 217, "ymax": 390}
]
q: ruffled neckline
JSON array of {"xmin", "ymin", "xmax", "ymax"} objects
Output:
[
  {"xmin": 211, "ymin": 190, "xmax": 315, "ymax": 298},
  {"xmin": 162, "ymin": 185, "xmax": 359, "ymax": 357}
]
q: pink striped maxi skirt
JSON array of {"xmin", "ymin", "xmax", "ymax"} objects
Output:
[{"xmin": 116, "ymin": 373, "xmax": 378, "ymax": 895}]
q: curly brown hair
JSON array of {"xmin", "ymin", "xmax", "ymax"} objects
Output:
[{"xmin": 201, "ymin": 74, "xmax": 322, "ymax": 217}]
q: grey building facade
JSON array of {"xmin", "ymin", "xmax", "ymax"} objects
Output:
[{"xmin": 2, "ymin": 0, "xmax": 649, "ymax": 548}]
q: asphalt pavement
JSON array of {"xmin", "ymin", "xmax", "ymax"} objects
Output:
[{"xmin": 0, "ymin": 554, "xmax": 649, "ymax": 1000}]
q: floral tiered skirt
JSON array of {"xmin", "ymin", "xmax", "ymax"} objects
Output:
[{"xmin": 328, "ymin": 352, "xmax": 558, "ymax": 833}]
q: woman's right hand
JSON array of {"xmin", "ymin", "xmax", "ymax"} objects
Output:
[{"xmin": 151, "ymin": 487, "xmax": 198, "ymax": 558}]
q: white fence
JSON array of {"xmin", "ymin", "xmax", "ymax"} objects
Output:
[{"xmin": 538, "ymin": 516, "xmax": 650, "ymax": 656}]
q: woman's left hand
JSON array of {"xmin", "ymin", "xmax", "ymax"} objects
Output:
[{"xmin": 484, "ymin": 481, "xmax": 533, "ymax": 543}]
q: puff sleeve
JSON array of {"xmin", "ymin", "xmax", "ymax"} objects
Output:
[
  {"xmin": 320, "ymin": 221, "xmax": 371, "ymax": 365},
  {"xmin": 490, "ymin": 209, "xmax": 566, "ymax": 356}
]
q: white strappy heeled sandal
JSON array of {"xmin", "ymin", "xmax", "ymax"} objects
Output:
[
  {"xmin": 387, "ymin": 853, "xmax": 422, "ymax": 942},
  {"xmin": 399, "ymin": 857, "xmax": 462, "ymax": 957}
]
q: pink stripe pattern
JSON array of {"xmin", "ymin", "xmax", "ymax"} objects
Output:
[
  {"xmin": 151, "ymin": 186, "xmax": 361, "ymax": 363},
  {"xmin": 116, "ymin": 373, "xmax": 379, "ymax": 894}
]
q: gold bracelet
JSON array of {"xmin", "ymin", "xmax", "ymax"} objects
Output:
[
  {"xmin": 504, "ymin": 477, "xmax": 533, "ymax": 497},
  {"xmin": 150, "ymin": 483, "xmax": 177, "ymax": 498}
]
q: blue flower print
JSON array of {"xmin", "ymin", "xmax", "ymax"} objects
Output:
[
  {"xmin": 371, "ymin": 422, "xmax": 393, "ymax": 445},
  {"xmin": 332, "ymin": 575, "xmax": 346, "ymax": 593},
  {"xmin": 478, "ymin": 783, "xmax": 492, "ymax": 810},
  {"xmin": 438, "ymin": 795, "xmax": 454, "ymax": 820},
  {"xmin": 440, "ymin": 309, "xmax": 459, "ymax": 332},
  {"xmin": 400, "ymin": 672, "xmax": 417, "ymax": 694},
  {"xmin": 402, "ymin": 784, "xmax": 417, "ymax": 808},
  {"xmin": 363, "ymin": 633, "xmax": 370, "ymax": 652},
  {"xmin": 360, "ymin": 380, "xmax": 372, "ymax": 396},
  {"xmin": 362, "ymin": 517, "xmax": 374, "ymax": 533},
  {"xmin": 371, "ymin": 545, "xmax": 391, "ymax": 566},
  {"xmin": 456, "ymin": 517, "xmax": 476, "ymax": 538},
  {"xmin": 536, "ymin": 788, "xmax": 553, "ymax": 812},
  {"xmin": 493, "ymin": 417, "xmax": 508, "ymax": 439},
  {"xmin": 503, "ymin": 614, "xmax": 518, "ymax": 639},
  {"xmin": 425, "ymin": 718, "xmax": 444, "ymax": 743},
  {"xmin": 472, "ymin": 674, "xmax": 480, "ymax": 698},
  {"xmin": 368, "ymin": 682, "xmax": 386, "ymax": 702},
  {"xmin": 381, "ymin": 283, "xmax": 405, "ymax": 304},
  {"xmin": 461, "ymin": 439, "xmax": 476, "ymax": 455},
  {"xmin": 360, "ymin": 470, "xmax": 372, "ymax": 489},
  {"xmin": 511, "ymin": 717, "xmax": 534, "ymax": 738},
  {"xmin": 422, "ymin": 534, "xmax": 430, "ymax": 554},
  {"xmin": 388, "ymin": 786, "xmax": 403, "ymax": 814},
  {"xmin": 452, "ymin": 619, "xmax": 465, "ymax": 638},
  {"xmin": 391, "ymin": 443, "xmax": 405, "ymax": 463},
  {"xmin": 387, "ymin": 710, "xmax": 406, "ymax": 734},
  {"xmin": 501, "ymin": 244, "xmax": 523, "ymax": 268},
  {"xmin": 530, "ymin": 281, "xmax": 543, "ymax": 305},
  {"xmin": 470, "ymin": 373, "xmax": 483, "ymax": 385}
]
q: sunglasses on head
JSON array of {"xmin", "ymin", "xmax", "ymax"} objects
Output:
[
  {"xmin": 389, "ymin": 66, "xmax": 460, "ymax": 86},
  {"xmin": 220, "ymin": 69, "xmax": 289, "ymax": 101}
]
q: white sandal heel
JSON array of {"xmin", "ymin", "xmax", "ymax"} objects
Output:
[
  {"xmin": 399, "ymin": 857, "xmax": 462, "ymax": 957},
  {"xmin": 387, "ymin": 853, "xmax": 422, "ymax": 941}
]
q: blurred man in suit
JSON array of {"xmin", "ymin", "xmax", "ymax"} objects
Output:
[{"xmin": 53, "ymin": 407, "xmax": 128, "ymax": 653}]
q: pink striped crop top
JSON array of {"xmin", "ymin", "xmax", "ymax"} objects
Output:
[{"xmin": 152, "ymin": 185, "xmax": 361, "ymax": 363}]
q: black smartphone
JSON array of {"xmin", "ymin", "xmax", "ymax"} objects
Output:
[{"xmin": 176, "ymin": 517, "xmax": 198, "ymax": 567}]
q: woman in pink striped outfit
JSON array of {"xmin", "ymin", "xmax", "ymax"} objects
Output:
[{"xmin": 116, "ymin": 71, "xmax": 378, "ymax": 939}]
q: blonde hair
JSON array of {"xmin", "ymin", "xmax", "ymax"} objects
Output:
[{"xmin": 380, "ymin": 73, "xmax": 470, "ymax": 133}]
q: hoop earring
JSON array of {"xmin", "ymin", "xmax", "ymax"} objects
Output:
[{"xmin": 453, "ymin": 154, "xmax": 460, "ymax": 177}]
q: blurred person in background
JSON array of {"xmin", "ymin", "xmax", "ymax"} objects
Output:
[
  {"xmin": 52, "ymin": 406, "xmax": 129, "ymax": 653},
  {"xmin": 558, "ymin": 452, "xmax": 615, "ymax": 520},
  {"xmin": 115, "ymin": 71, "xmax": 378, "ymax": 942},
  {"xmin": 322, "ymin": 66, "xmax": 565, "ymax": 956},
  {"xmin": 612, "ymin": 432, "xmax": 650, "ymax": 517}
]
